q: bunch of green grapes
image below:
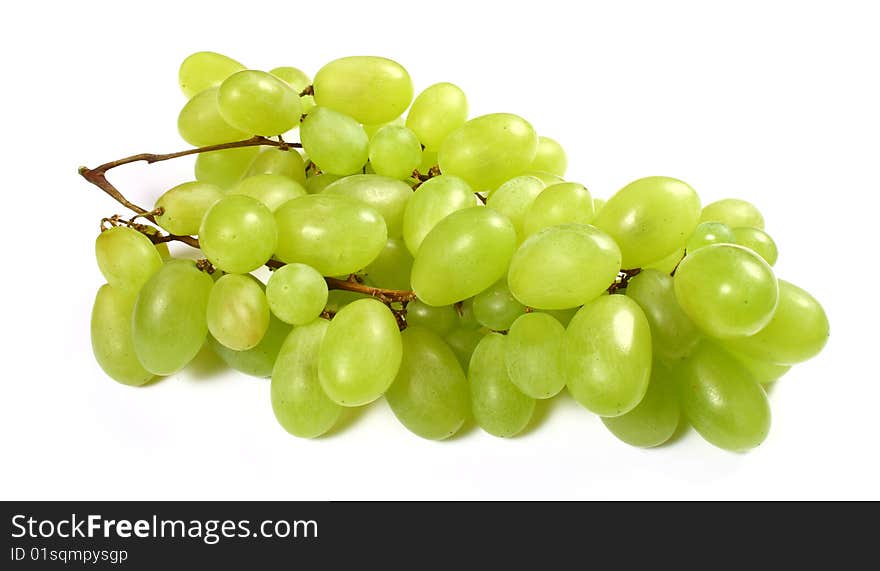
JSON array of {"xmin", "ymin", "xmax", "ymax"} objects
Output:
[{"xmin": 89, "ymin": 51, "xmax": 828, "ymax": 450}]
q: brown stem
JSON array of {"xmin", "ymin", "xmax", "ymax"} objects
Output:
[{"xmin": 264, "ymin": 258, "xmax": 416, "ymax": 304}]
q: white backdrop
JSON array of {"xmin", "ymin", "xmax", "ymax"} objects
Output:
[{"xmin": 1, "ymin": 0, "xmax": 877, "ymax": 500}]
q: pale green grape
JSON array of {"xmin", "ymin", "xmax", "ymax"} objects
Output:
[
  {"xmin": 674, "ymin": 244, "xmax": 778, "ymax": 338},
  {"xmin": 701, "ymin": 198, "xmax": 765, "ymax": 229},
  {"xmin": 677, "ymin": 340, "xmax": 771, "ymax": 451},
  {"xmin": 231, "ymin": 173, "xmax": 307, "ymax": 212},
  {"xmin": 686, "ymin": 221, "xmax": 735, "ymax": 252},
  {"xmin": 445, "ymin": 327, "xmax": 486, "ymax": 371},
  {"xmin": 95, "ymin": 226, "xmax": 163, "ymax": 294},
  {"xmin": 386, "ymin": 326, "xmax": 469, "ymax": 440},
  {"xmin": 645, "ymin": 247, "xmax": 684, "ymax": 274},
  {"xmin": 155, "ymin": 181, "xmax": 224, "ymax": 235},
  {"xmin": 528, "ymin": 136, "xmax": 567, "ymax": 177},
  {"xmin": 406, "ymin": 300, "xmax": 458, "ymax": 336},
  {"xmin": 266, "ymin": 263, "xmax": 328, "ymax": 325},
  {"xmin": 91, "ymin": 285, "xmax": 154, "ymax": 386},
  {"xmin": 363, "ymin": 116, "xmax": 405, "ymax": 140},
  {"xmin": 540, "ymin": 307, "xmax": 579, "ymax": 327},
  {"xmin": 723, "ymin": 280, "xmax": 828, "ymax": 364},
  {"xmin": 405, "ymin": 82, "xmax": 468, "ymax": 151},
  {"xmin": 178, "ymin": 87, "xmax": 248, "ymax": 146},
  {"xmin": 418, "ymin": 150, "xmax": 438, "ymax": 173},
  {"xmin": 272, "ymin": 319, "xmax": 342, "ymax": 438},
  {"xmin": 563, "ymin": 295, "xmax": 652, "ymax": 417},
  {"xmin": 217, "ymin": 70, "xmax": 302, "ymax": 136},
  {"xmin": 732, "ymin": 226, "xmax": 778, "ymax": 266},
  {"xmin": 313, "ymin": 56, "xmax": 413, "ymax": 124},
  {"xmin": 594, "ymin": 176, "xmax": 701, "ymax": 268},
  {"xmin": 365, "ymin": 238, "xmax": 412, "ymax": 290},
  {"xmin": 508, "ymin": 224, "xmax": 621, "ymax": 309},
  {"xmin": 318, "ymin": 299, "xmax": 403, "ymax": 406},
  {"xmin": 625, "ymin": 269, "xmax": 700, "ymax": 360},
  {"xmin": 269, "ymin": 66, "xmax": 310, "ymax": 92},
  {"xmin": 523, "ymin": 182, "xmax": 594, "ymax": 236},
  {"xmin": 323, "ymin": 174, "xmax": 412, "ymax": 238},
  {"xmin": 195, "ymin": 147, "xmax": 260, "ymax": 188},
  {"xmin": 402, "ymin": 175, "xmax": 475, "ymax": 255},
  {"xmin": 368, "ymin": 125, "xmax": 422, "ymax": 180},
  {"xmin": 247, "ymin": 148, "xmax": 307, "ymax": 186},
  {"xmin": 472, "ymin": 280, "xmax": 526, "ymax": 331},
  {"xmin": 524, "ymin": 171, "xmax": 565, "ymax": 187},
  {"xmin": 505, "ymin": 312, "xmax": 565, "ymax": 399},
  {"xmin": 602, "ymin": 360, "xmax": 680, "ymax": 448},
  {"xmin": 179, "ymin": 51, "xmax": 245, "ymax": 99},
  {"xmin": 726, "ymin": 348, "xmax": 791, "ymax": 384},
  {"xmin": 275, "ymin": 194, "xmax": 387, "ymax": 275},
  {"xmin": 305, "ymin": 173, "xmax": 340, "ymax": 194},
  {"xmin": 485, "ymin": 175, "xmax": 545, "ymax": 242},
  {"xmin": 439, "ymin": 113, "xmax": 538, "ymax": 190},
  {"xmin": 210, "ymin": 314, "xmax": 290, "ymax": 377},
  {"xmin": 199, "ymin": 195, "xmax": 277, "ymax": 273},
  {"xmin": 300, "ymin": 107, "xmax": 369, "ymax": 175},
  {"xmin": 132, "ymin": 260, "xmax": 213, "ymax": 375},
  {"xmin": 206, "ymin": 274, "xmax": 270, "ymax": 351},
  {"xmin": 469, "ymin": 333, "xmax": 535, "ymax": 437},
  {"xmin": 411, "ymin": 207, "xmax": 516, "ymax": 306}
]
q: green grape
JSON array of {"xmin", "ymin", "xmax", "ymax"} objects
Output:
[
  {"xmin": 138, "ymin": 226, "xmax": 171, "ymax": 260},
  {"xmin": 406, "ymin": 300, "xmax": 458, "ymax": 336},
  {"xmin": 318, "ymin": 299, "xmax": 403, "ymax": 406},
  {"xmin": 540, "ymin": 307, "xmax": 579, "ymax": 327},
  {"xmin": 445, "ymin": 327, "xmax": 486, "ymax": 371},
  {"xmin": 602, "ymin": 360, "xmax": 680, "ymax": 448},
  {"xmin": 418, "ymin": 150, "xmax": 438, "ymax": 173},
  {"xmin": 523, "ymin": 182, "xmax": 594, "ymax": 236},
  {"xmin": 91, "ymin": 285, "xmax": 154, "ymax": 386},
  {"xmin": 206, "ymin": 274, "xmax": 270, "ymax": 351},
  {"xmin": 368, "ymin": 125, "xmax": 423, "ymax": 180},
  {"xmin": 723, "ymin": 280, "xmax": 828, "ymax": 364},
  {"xmin": 268, "ymin": 66, "xmax": 311, "ymax": 92},
  {"xmin": 364, "ymin": 238, "xmax": 412, "ymax": 290},
  {"xmin": 154, "ymin": 181, "xmax": 224, "ymax": 235},
  {"xmin": 313, "ymin": 56, "xmax": 413, "ymax": 124},
  {"xmin": 594, "ymin": 176, "xmax": 701, "ymax": 268},
  {"xmin": 645, "ymin": 247, "xmax": 684, "ymax": 274},
  {"xmin": 95, "ymin": 226, "xmax": 163, "ymax": 294},
  {"xmin": 275, "ymin": 194, "xmax": 387, "ymax": 275},
  {"xmin": 726, "ymin": 348, "xmax": 791, "ymax": 384},
  {"xmin": 732, "ymin": 226, "xmax": 778, "ymax": 266},
  {"xmin": 563, "ymin": 295, "xmax": 652, "ymax": 417},
  {"xmin": 686, "ymin": 221, "xmax": 736, "ymax": 252},
  {"xmin": 265, "ymin": 263, "xmax": 328, "ymax": 325},
  {"xmin": 247, "ymin": 148, "xmax": 307, "ymax": 186},
  {"xmin": 195, "ymin": 147, "xmax": 260, "ymax": 188},
  {"xmin": 305, "ymin": 173, "xmax": 340, "ymax": 194},
  {"xmin": 300, "ymin": 107, "xmax": 370, "ymax": 175},
  {"xmin": 411, "ymin": 207, "xmax": 516, "ymax": 306},
  {"xmin": 272, "ymin": 319, "xmax": 342, "ymax": 438},
  {"xmin": 402, "ymin": 175, "xmax": 475, "ymax": 255},
  {"xmin": 528, "ymin": 136, "xmax": 567, "ymax": 177},
  {"xmin": 439, "ymin": 113, "xmax": 538, "ymax": 191},
  {"xmin": 324, "ymin": 290, "xmax": 370, "ymax": 313},
  {"xmin": 505, "ymin": 312, "xmax": 565, "ymax": 399},
  {"xmin": 472, "ymin": 279, "xmax": 526, "ymax": 331},
  {"xmin": 625, "ymin": 269, "xmax": 700, "ymax": 360},
  {"xmin": 677, "ymin": 340, "xmax": 771, "ymax": 451},
  {"xmin": 199, "ymin": 195, "xmax": 277, "ymax": 273},
  {"xmin": 230, "ymin": 173, "xmax": 307, "ymax": 212},
  {"xmin": 386, "ymin": 326, "xmax": 470, "ymax": 440},
  {"xmin": 323, "ymin": 174, "xmax": 413, "ymax": 238},
  {"xmin": 363, "ymin": 116, "xmax": 405, "ymax": 140},
  {"xmin": 178, "ymin": 51, "xmax": 245, "ymax": 99},
  {"xmin": 524, "ymin": 171, "xmax": 565, "ymax": 187},
  {"xmin": 405, "ymin": 82, "xmax": 468, "ymax": 151},
  {"xmin": 178, "ymin": 87, "xmax": 248, "ymax": 146},
  {"xmin": 217, "ymin": 70, "xmax": 302, "ymax": 136},
  {"xmin": 132, "ymin": 260, "xmax": 213, "ymax": 375},
  {"xmin": 469, "ymin": 333, "xmax": 535, "ymax": 437},
  {"xmin": 701, "ymin": 198, "xmax": 765, "ymax": 229},
  {"xmin": 674, "ymin": 244, "xmax": 778, "ymax": 338},
  {"xmin": 485, "ymin": 175, "xmax": 545, "ymax": 242},
  {"xmin": 508, "ymin": 224, "xmax": 621, "ymax": 309},
  {"xmin": 210, "ymin": 313, "xmax": 290, "ymax": 377}
]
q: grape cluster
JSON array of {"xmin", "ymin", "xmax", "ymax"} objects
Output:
[{"xmin": 88, "ymin": 52, "xmax": 829, "ymax": 451}]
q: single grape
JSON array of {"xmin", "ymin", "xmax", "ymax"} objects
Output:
[
  {"xmin": 247, "ymin": 148, "xmax": 307, "ymax": 186},
  {"xmin": 178, "ymin": 87, "xmax": 248, "ymax": 146},
  {"xmin": 364, "ymin": 238, "xmax": 413, "ymax": 290},
  {"xmin": 217, "ymin": 70, "xmax": 302, "ymax": 136},
  {"xmin": 363, "ymin": 116, "xmax": 405, "ymax": 140},
  {"xmin": 405, "ymin": 82, "xmax": 468, "ymax": 151},
  {"xmin": 469, "ymin": 333, "xmax": 535, "ymax": 437},
  {"xmin": 472, "ymin": 280, "xmax": 526, "ymax": 331},
  {"xmin": 230, "ymin": 173, "xmax": 307, "ymax": 212},
  {"xmin": 402, "ymin": 174, "xmax": 475, "ymax": 255},
  {"xmin": 195, "ymin": 147, "xmax": 260, "ymax": 188},
  {"xmin": 206, "ymin": 274, "xmax": 270, "ymax": 351},
  {"xmin": 178, "ymin": 51, "xmax": 245, "ymax": 99},
  {"xmin": 523, "ymin": 182, "xmax": 594, "ymax": 236},
  {"xmin": 445, "ymin": 327, "xmax": 486, "ymax": 371},
  {"xmin": 305, "ymin": 173, "xmax": 341, "ymax": 194},
  {"xmin": 528, "ymin": 136, "xmax": 567, "ymax": 177},
  {"xmin": 266, "ymin": 263, "xmax": 329, "ymax": 325},
  {"xmin": 154, "ymin": 181, "xmax": 224, "ymax": 235},
  {"xmin": 318, "ymin": 299, "xmax": 403, "ymax": 406},
  {"xmin": 686, "ymin": 221, "xmax": 736, "ymax": 252},
  {"xmin": 563, "ymin": 295, "xmax": 652, "ymax": 417},
  {"xmin": 386, "ymin": 326, "xmax": 470, "ymax": 440},
  {"xmin": 313, "ymin": 56, "xmax": 413, "ymax": 124},
  {"xmin": 485, "ymin": 175, "xmax": 545, "ymax": 242},
  {"xmin": 368, "ymin": 125, "xmax": 422, "ymax": 180},
  {"xmin": 725, "ymin": 348, "xmax": 791, "ymax": 384},
  {"xmin": 674, "ymin": 244, "xmax": 778, "ymax": 338},
  {"xmin": 91, "ymin": 285, "xmax": 154, "ymax": 386},
  {"xmin": 95, "ymin": 226, "xmax": 163, "ymax": 294},
  {"xmin": 406, "ymin": 300, "xmax": 458, "ymax": 336},
  {"xmin": 732, "ymin": 226, "xmax": 778, "ymax": 266},
  {"xmin": 505, "ymin": 312, "xmax": 565, "ymax": 399},
  {"xmin": 268, "ymin": 66, "xmax": 311, "ymax": 92},
  {"xmin": 701, "ymin": 198, "xmax": 765, "ymax": 229},
  {"xmin": 300, "ymin": 107, "xmax": 369, "ymax": 175},
  {"xmin": 625, "ymin": 269, "xmax": 700, "ymax": 360},
  {"xmin": 602, "ymin": 360, "xmax": 680, "ymax": 448},
  {"xmin": 210, "ymin": 313, "xmax": 291, "ymax": 378},
  {"xmin": 199, "ymin": 195, "xmax": 277, "ymax": 274},
  {"xmin": 323, "ymin": 174, "xmax": 413, "ymax": 238}
]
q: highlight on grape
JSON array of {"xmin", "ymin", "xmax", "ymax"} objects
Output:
[{"xmin": 81, "ymin": 52, "xmax": 829, "ymax": 451}]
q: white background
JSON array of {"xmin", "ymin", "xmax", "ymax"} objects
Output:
[{"xmin": 1, "ymin": 0, "xmax": 877, "ymax": 500}]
